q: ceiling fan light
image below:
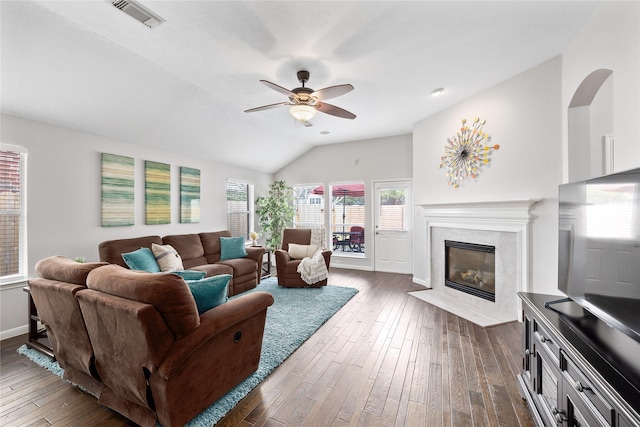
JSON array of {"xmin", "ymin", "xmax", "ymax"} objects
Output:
[{"xmin": 289, "ymin": 104, "xmax": 317, "ymax": 123}]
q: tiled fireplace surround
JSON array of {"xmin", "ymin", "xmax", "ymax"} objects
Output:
[{"xmin": 417, "ymin": 200, "xmax": 539, "ymax": 326}]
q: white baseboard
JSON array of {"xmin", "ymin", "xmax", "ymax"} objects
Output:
[
  {"xmin": 1, "ymin": 324, "xmax": 28, "ymax": 341},
  {"xmin": 331, "ymin": 264, "xmax": 374, "ymax": 272},
  {"xmin": 412, "ymin": 277, "xmax": 429, "ymax": 287}
]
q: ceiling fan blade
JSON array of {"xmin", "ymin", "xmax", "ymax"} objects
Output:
[
  {"xmin": 244, "ymin": 102, "xmax": 290, "ymax": 113},
  {"xmin": 260, "ymin": 80, "xmax": 296, "ymax": 97},
  {"xmin": 311, "ymin": 84, "xmax": 354, "ymax": 101},
  {"xmin": 316, "ymin": 102, "xmax": 356, "ymax": 119}
]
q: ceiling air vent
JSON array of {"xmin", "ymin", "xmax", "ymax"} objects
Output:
[{"xmin": 109, "ymin": 0, "xmax": 165, "ymax": 29}]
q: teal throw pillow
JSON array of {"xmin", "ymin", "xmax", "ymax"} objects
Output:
[
  {"xmin": 220, "ymin": 236, "xmax": 247, "ymax": 261},
  {"xmin": 186, "ymin": 274, "xmax": 232, "ymax": 315},
  {"xmin": 172, "ymin": 270, "xmax": 207, "ymax": 281},
  {"xmin": 122, "ymin": 247, "xmax": 161, "ymax": 273}
]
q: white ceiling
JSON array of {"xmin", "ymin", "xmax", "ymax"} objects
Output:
[{"xmin": 1, "ymin": 1, "xmax": 598, "ymax": 173}]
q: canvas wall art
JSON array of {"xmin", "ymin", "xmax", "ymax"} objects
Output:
[
  {"xmin": 180, "ymin": 166, "xmax": 201, "ymax": 223},
  {"xmin": 101, "ymin": 153, "xmax": 134, "ymax": 227},
  {"xmin": 145, "ymin": 160, "xmax": 171, "ymax": 224}
]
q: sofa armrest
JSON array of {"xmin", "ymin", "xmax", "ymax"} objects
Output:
[
  {"xmin": 322, "ymin": 250, "xmax": 332, "ymax": 269},
  {"xmin": 156, "ymin": 291, "xmax": 274, "ymax": 379},
  {"xmin": 244, "ymin": 246, "xmax": 265, "ymax": 264},
  {"xmin": 274, "ymin": 249, "xmax": 290, "ymax": 278}
]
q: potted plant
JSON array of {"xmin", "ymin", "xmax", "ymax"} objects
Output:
[{"xmin": 256, "ymin": 180, "xmax": 296, "ymax": 249}]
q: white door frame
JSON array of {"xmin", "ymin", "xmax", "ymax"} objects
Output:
[{"xmin": 372, "ymin": 179, "xmax": 412, "ymax": 274}]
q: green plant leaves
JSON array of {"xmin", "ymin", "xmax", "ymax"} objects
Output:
[{"xmin": 256, "ymin": 180, "xmax": 296, "ymax": 249}]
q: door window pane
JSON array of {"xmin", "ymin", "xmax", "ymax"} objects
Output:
[{"xmin": 378, "ymin": 187, "xmax": 407, "ymax": 231}]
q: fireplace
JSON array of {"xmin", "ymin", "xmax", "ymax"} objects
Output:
[
  {"xmin": 414, "ymin": 200, "xmax": 538, "ymax": 326},
  {"xmin": 445, "ymin": 240, "xmax": 496, "ymax": 302}
]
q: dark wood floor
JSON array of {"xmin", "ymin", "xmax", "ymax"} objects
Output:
[{"xmin": 1, "ymin": 269, "xmax": 534, "ymax": 426}]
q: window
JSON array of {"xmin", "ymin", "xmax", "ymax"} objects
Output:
[
  {"xmin": 378, "ymin": 187, "xmax": 408, "ymax": 231},
  {"xmin": 1, "ymin": 145, "xmax": 27, "ymax": 282},
  {"xmin": 330, "ymin": 182, "xmax": 365, "ymax": 233},
  {"xmin": 226, "ymin": 180, "xmax": 253, "ymax": 240},
  {"xmin": 293, "ymin": 184, "xmax": 324, "ymax": 228},
  {"xmin": 330, "ymin": 182, "xmax": 365, "ymax": 256}
]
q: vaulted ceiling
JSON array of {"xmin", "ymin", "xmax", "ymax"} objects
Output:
[{"xmin": 1, "ymin": 1, "xmax": 598, "ymax": 173}]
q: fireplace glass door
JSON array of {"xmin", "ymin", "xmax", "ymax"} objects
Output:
[{"xmin": 445, "ymin": 240, "xmax": 496, "ymax": 301}]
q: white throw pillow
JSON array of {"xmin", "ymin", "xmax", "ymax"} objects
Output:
[
  {"xmin": 152, "ymin": 243, "xmax": 184, "ymax": 272},
  {"xmin": 288, "ymin": 243, "xmax": 319, "ymax": 260}
]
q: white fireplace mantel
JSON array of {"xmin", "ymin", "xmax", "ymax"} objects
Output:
[
  {"xmin": 419, "ymin": 199, "xmax": 539, "ymax": 228},
  {"xmin": 414, "ymin": 199, "xmax": 539, "ymax": 325}
]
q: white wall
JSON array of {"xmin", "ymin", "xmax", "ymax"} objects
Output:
[
  {"xmin": 0, "ymin": 114, "xmax": 272, "ymax": 339},
  {"xmin": 562, "ymin": 1, "xmax": 640, "ymax": 179},
  {"xmin": 568, "ymin": 105, "xmax": 593, "ymax": 181},
  {"xmin": 412, "ymin": 1, "xmax": 640, "ymax": 294},
  {"xmin": 412, "ymin": 57, "xmax": 563, "ymax": 295},
  {"xmin": 590, "ymin": 75, "xmax": 614, "ymax": 175},
  {"xmin": 275, "ymin": 134, "xmax": 412, "ymax": 270}
]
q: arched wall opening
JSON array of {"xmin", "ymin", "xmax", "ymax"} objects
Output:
[{"xmin": 568, "ymin": 69, "xmax": 614, "ymax": 182}]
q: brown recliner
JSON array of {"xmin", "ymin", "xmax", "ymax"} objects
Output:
[
  {"xmin": 275, "ymin": 228, "xmax": 332, "ymax": 287},
  {"xmin": 27, "ymin": 256, "xmax": 108, "ymax": 397},
  {"xmin": 76, "ymin": 264, "xmax": 274, "ymax": 427}
]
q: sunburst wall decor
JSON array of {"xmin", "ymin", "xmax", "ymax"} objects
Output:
[{"xmin": 439, "ymin": 118, "xmax": 499, "ymax": 188}]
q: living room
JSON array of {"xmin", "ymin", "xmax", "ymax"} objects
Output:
[{"xmin": 1, "ymin": 1, "xmax": 639, "ymax": 426}]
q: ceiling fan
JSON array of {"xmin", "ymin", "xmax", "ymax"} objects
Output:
[{"xmin": 244, "ymin": 70, "xmax": 356, "ymax": 126}]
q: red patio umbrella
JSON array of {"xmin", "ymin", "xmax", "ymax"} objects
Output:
[
  {"xmin": 312, "ymin": 183, "xmax": 365, "ymax": 232},
  {"xmin": 311, "ymin": 183, "xmax": 365, "ymax": 197}
]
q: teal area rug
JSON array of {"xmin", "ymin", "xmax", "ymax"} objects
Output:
[{"xmin": 18, "ymin": 277, "xmax": 358, "ymax": 426}]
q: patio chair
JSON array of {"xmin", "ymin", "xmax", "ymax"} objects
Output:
[{"xmin": 349, "ymin": 226, "xmax": 365, "ymax": 252}]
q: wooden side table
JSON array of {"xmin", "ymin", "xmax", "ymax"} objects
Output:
[
  {"xmin": 23, "ymin": 286, "xmax": 55, "ymax": 359},
  {"xmin": 260, "ymin": 248, "xmax": 271, "ymax": 278}
]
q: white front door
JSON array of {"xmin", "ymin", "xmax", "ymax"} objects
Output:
[{"xmin": 374, "ymin": 181, "xmax": 412, "ymax": 274}]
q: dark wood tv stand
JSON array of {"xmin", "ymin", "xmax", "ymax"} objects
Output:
[{"xmin": 517, "ymin": 292, "xmax": 640, "ymax": 427}]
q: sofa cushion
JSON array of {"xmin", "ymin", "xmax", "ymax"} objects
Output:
[
  {"xmin": 171, "ymin": 270, "xmax": 207, "ymax": 281},
  {"xmin": 86, "ymin": 264, "xmax": 200, "ymax": 339},
  {"xmin": 98, "ymin": 235, "xmax": 162, "ymax": 267},
  {"xmin": 185, "ymin": 274, "xmax": 231, "ymax": 315},
  {"xmin": 285, "ymin": 259, "xmax": 303, "ymax": 274},
  {"xmin": 190, "ymin": 263, "xmax": 234, "ymax": 278},
  {"xmin": 121, "ymin": 247, "xmax": 161, "ymax": 273},
  {"xmin": 162, "ymin": 234, "xmax": 205, "ymax": 261},
  {"xmin": 281, "ymin": 228, "xmax": 312, "ymax": 251},
  {"xmin": 199, "ymin": 231, "xmax": 232, "ymax": 264},
  {"xmin": 288, "ymin": 243, "xmax": 318, "ymax": 260},
  {"xmin": 218, "ymin": 257, "xmax": 257, "ymax": 277},
  {"xmin": 220, "ymin": 236, "xmax": 247, "ymax": 261},
  {"xmin": 35, "ymin": 256, "xmax": 108, "ymax": 285},
  {"xmin": 152, "ymin": 243, "xmax": 184, "ymax": 272}
]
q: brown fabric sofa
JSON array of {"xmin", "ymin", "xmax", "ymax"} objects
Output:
[
  {"xmin": 275, "ymin": 228, "xmax": 332, "ymax": 287},
  {"xmin": 28, "ymin": 256, "xmax": 274, "ymax": 427},
  {"xmin": 98, "ymin": 230, "xmax": 264, "ymax": 296},
  {"xmin": 27, "ymin": 256, "xmax": 108, "ymax": 397}
]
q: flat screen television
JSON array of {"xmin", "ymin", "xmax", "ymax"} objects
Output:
[{"xmin": 557, "ymin": 167, "xmax": 640, "ymax": 344}]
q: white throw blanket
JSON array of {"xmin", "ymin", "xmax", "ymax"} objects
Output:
[
  {"xmin": 297, "ymin": 249, "xmax": 328, "ymax": 285},
  {"xmin": 309, "ymin": 227, "xmax": 326, "ymax": 250}
]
